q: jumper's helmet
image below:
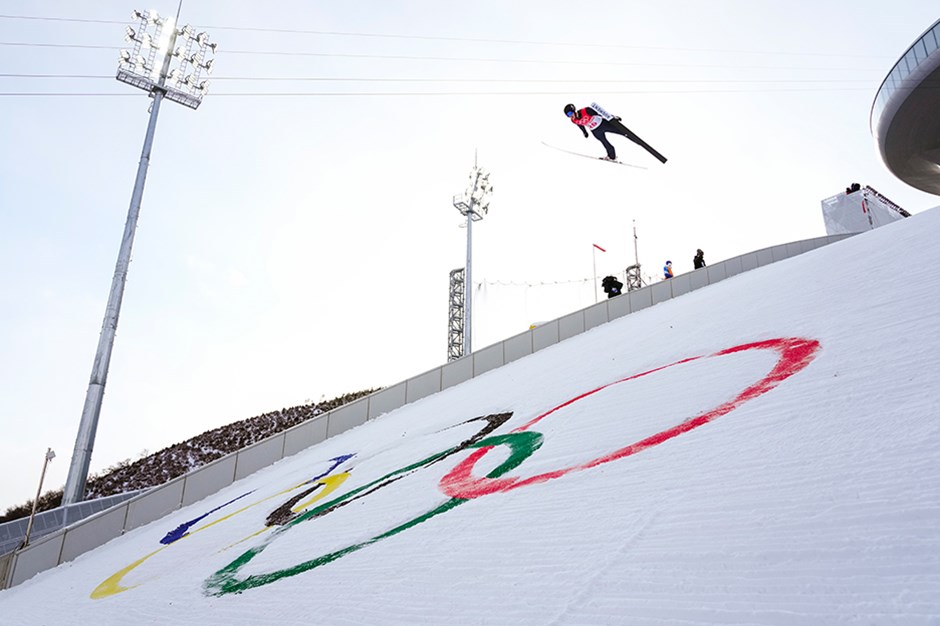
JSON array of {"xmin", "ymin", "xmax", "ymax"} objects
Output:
[{"xmin": 563, "ymin": 103, "xmax": 576, "ymax": 116}]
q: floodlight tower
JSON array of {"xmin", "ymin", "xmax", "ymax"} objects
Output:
[
  {"xmin": 62, "ymin": 7, "xmax": 217, "ymax": 506},
  {"xmin": 451, "ymin": 160, "xmax": 493, "ymax": 356}
]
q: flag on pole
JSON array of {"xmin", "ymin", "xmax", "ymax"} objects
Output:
[{"xmin": 592, "ymin": 244, "xmax": 606, "ymax": 303}]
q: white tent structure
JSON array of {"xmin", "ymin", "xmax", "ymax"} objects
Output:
[{"xmin": 821, "ymin": 184, "xmax": 911, "ymax": 235}]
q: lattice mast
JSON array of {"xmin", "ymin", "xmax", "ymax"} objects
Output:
[{"xmin": 447, "ymin": 268, "xmax": 466, "ymax": 361}]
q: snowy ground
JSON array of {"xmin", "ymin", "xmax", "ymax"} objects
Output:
[{"xmin": 1, "ymin": 209, "xmax": 939, "ymax": 625}]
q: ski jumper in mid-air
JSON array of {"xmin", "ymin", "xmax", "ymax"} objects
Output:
[{"xmin": 564, "ymin": 103, "xmax": 667, "ymax": 164}]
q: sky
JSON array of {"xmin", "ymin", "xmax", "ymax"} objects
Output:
[
  {"xmin": 1, "ymin": 1, "xmax": 940, "ymax": 511},
  {"xmin": 1, "ymin": 205, "xmax": 939, "ymax": 624}
]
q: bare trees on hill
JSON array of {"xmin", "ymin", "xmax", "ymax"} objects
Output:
[{"xmin": 0, "ymin": 389, "xmax": 377, "ymax": 524}]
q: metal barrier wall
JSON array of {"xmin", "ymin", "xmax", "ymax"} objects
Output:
[
  {"xmin": 0, "ymin": 551, "xmax": 12, "ymax": 588},
  {"xmin": 0, "ymin": 491, "xmax": 142, "ymax": 556},
  {"xmin": 1, "ymin": 233, "xmax": 854, "ymax": 591}
]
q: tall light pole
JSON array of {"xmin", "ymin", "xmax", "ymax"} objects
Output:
[
  {"xmin": 62, "ymin": 7, "xmax": 216, "ymax": 505},
  {"xmin": 451, "ymin": 157, "xmax": 493, "ymax": 356},
  {"xmin": 22, "ymin": 448, "xmax": 55, "ymax": 548}
]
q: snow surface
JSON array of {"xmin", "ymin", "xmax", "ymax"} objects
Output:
[{"xmin": 1, "ymin": 209, "xmax": 939, "ymax": 625}]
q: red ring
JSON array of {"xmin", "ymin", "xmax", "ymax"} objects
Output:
[{"xmin": 440, "ymin": 337, "xmax": 820, "ymax": 499}]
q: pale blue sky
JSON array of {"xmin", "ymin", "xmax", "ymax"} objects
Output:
[{"xmin": 1, "ymin": 0, "xmax": 938, "ymax": 509}]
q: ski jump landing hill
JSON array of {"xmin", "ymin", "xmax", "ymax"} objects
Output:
[
  {"xmin": 1, "ymin": 209, "xmax": 939, "ymax": 624},
  {"xmin": 0, "ymin": 231, "xmax": 850, "ymax": 591}
]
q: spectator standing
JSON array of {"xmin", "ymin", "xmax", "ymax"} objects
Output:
[
  {"xmin": 663, "ymin": 260, "xmax": 674, "ymax": 280},
  {"xmin": 601, "ymin": 275, "xmax": 624, "ymax": 298},
  {"xmin": 693, "ymin": 249, "xmax": 706, "ymax": 269}
]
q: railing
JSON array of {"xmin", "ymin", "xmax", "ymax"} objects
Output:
[
  {"xmin": 0, "ymin": 491, "xmax": 143, "ymax": 556},
  {"xmin": 870, "ymin": 17, "xmax": 940, "ymax": 132}
]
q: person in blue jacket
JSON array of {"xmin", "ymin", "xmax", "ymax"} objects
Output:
[{"xmin": 663, "ymin": 260, "xmax": 674, "ymax": 279}]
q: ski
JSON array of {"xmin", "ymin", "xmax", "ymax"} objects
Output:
[{"xmin": 541, "ymin": 141, "xmax": 648, "ymax": 169}]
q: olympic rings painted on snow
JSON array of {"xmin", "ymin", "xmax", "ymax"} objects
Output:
[
  {"xmin": 204, "ymin": 337, "xmax": 819, "ymax": 596},
  {"xmin": 91, "ymin": 338, "xmax": 820, "ymax": 599}
]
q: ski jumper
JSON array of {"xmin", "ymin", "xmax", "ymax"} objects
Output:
[{"xmin": 569, "ymin": 106, "xmax": 668, "ymax": 163}]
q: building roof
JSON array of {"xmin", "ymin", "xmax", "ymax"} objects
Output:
[{"xmin": 871, "ymin": 18, "xmax": 940, "ymax": 196}]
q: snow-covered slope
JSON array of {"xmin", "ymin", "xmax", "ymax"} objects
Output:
[{"xmin": 2, "ymin": 209, "xmax": 939, "ymax": 625}]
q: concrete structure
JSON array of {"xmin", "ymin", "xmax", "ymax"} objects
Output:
[{"xmin": 871, "ymin": 18, "xmax": 940, "ymax": 195}]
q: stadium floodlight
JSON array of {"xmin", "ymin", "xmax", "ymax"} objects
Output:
[
  {"xmin": 115, "ymin": 9, "xmax": 215, "ymax": 110},
  {"xmin": 62, "ymin": 6, "xmax": 218, "ymax": 506},
  {"xmin": 451, "ymin": 157, "xmax": 493, "ymax": 356}
]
